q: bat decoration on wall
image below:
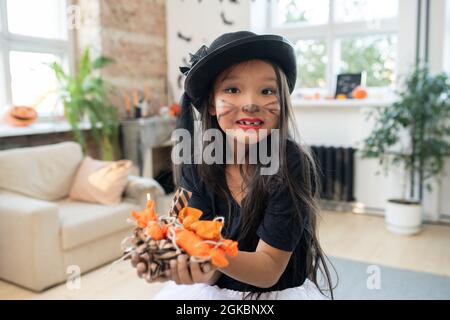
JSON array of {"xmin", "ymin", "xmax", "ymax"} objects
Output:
[
  {"xmin": 178, "ymin": 57, "xmax": 189, "ymax": 90},
  {"xmin": 177, "ymin": 31, "xmax": 192, "ymax": 42},
  {"xmin": 221, "ymin": 11, "xmax": 234, "ymax": 25}
]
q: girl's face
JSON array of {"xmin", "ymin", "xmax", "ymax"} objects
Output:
[{"xmin": 209, "ymin": 59, "xmax": 280, "ymax": 144}]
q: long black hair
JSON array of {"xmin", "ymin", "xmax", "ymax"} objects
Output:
[{"xmin": 174, "ymin": 59, "xmax": 337, "ymax": 300}]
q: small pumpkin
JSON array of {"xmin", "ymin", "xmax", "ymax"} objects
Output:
[
  {"xmin": 352, "ymin": 86, "xmax": 368, "ymax": 99},
  {"xmin": 6, "ymin": 106, "xmax": 38, "ymax": 127}
]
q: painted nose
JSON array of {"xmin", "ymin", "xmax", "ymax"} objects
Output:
[{"xmin": 241, "ymin": 104, "xmax": 260, "ymax": 113}]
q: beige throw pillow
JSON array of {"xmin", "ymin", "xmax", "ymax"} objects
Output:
[{"xmin": 69, "ymin": 156, "xmax": 132, "ymax": 205}]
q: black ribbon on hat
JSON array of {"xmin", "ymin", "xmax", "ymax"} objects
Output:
[
  {"xmin": 176, "ymin": 44, "xmax": 209, "ymax": 139},
  {"xmin": 176, "ymin": 92, "xmax": 195, "ymax": 136},
  {"xmin": 179, "ymin": 44, "xmax": 209, "ymax": 76}
]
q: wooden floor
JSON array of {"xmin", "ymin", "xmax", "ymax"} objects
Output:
[
  {"xmin": 318, "ymin": 211, "xmax": 450, "ymax": 277},
  {"xmin": 1, "ymin": 210, "xmax": 449, "ymax": 299}
]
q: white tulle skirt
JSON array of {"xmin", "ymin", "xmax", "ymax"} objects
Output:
[{"xmin": 152, "ymin": 279, "xmax": 329, "ymax": 300}]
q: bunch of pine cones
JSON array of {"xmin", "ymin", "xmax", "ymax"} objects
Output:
[
  {"xmin": 123, "ymin": 187, "xmax": 194, "ymax": 280},
  {"xmin": 121, "ymin": 187, "xmax": 238, "ymax": 281}
]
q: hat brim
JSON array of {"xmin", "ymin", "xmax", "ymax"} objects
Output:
[{"xmin": 184, "ymin": 34, "xmax": 297, "ymax": 109}]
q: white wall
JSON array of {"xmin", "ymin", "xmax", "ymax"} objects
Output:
[{"xmin": 166, "ymin": 0, "xmax": 251, "ymax": 104}]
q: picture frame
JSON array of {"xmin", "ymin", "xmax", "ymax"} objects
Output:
[{"xmin": 335, "ymin": 72, "xmax": 366, "ymax": 98}]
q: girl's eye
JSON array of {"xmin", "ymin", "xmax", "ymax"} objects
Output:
[
  {"xmin": 262, "ymin": 88, "xmax": 277, "ymax": 95},
  {"xmin": 224, "ymin": 87, "xmax": 240, "ymax": 94}
]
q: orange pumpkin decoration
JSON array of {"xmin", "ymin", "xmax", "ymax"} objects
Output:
[
  {"xmin": 147, "ymin": 223, "xmax": 169, "ymax": 240},
  {"xmin": 219, "ymin": 239, "xmax": 238, "ymax": 257},
  {"xmin": 6, "ymin": 106, "xmax": 38, "ymax": 127},
  {"xmin": 169, "ymin": 103, "xmax": 181, "ymax": 117},
  {"xmin": 190, "ymin": 220, "xmax": 224, "ymax": 241},
  {"xmin": 130, "ymin": 199, "xmax": 157, "ymax": 228},
  {"xmin": 178, "ymin": 207, "xmax": 203, "ymax": 229},
  {"xmin": 175, "ymin": 228, "xmax": 212, "ymax": 257},
  {"xmin": 209, "ymin": 248, "xmax": 229, "ymax": 268},
  {"xmin": 352, "ymin": 86, "xmax": 368, "ymax": 99}
]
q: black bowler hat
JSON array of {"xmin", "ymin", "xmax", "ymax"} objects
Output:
[{"xmin": 177, "ymin": 31, "xmax": 297, "ymax": 134}]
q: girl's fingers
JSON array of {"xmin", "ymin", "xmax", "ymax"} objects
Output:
[
  {"xmin": 177, "ymin": 255, "xmax": 193, "ymax": 284},
  {"xmin": 135, "ymin": 255, "xmax": 215, "ymax": 285},
  {"xmin": 143, "ymin": 268, "xmax": 171, "ymax": 283},
  {"xmin": 136, "ymin": 262, "xmax": 147, "ymax": 278},
  {"xmin": 131, "ymin": 253, "xmax": 140, "ymax": 267},
  {"xmin": 151, "ymin": 276, "xmax": 169, "ymax": 283},
  {"xmin": 189, "ymin": 262, "xmax": 203, "ymax": 281},
  {"xmin": 202, "ymin": 262, "xmax": 212, "ymax": 273}
]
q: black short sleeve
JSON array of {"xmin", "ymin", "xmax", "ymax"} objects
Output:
[
  {"xmin": 179, "ymin": 164, "xmax": 213, "ymax": 220},
  {"xmin": 256, "ymin": 184, "xmax": 302, "ymax": 252}
]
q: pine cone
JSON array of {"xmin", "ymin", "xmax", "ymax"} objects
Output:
[{"xmin": 126, "ymin": 225, "xmax": 210, "ymax": 280}]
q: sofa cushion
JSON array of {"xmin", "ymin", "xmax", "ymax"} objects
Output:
[
  {"xmin": 69, "ymin": 157, "xmax": 133, "ymax": 205},
  {"xmin": 58, "ymin": 198, "xmax": 137, "ymax": 250},
  {"xmin": 0, "ymin": 142, "xmax": 83, "ymax": 201}
]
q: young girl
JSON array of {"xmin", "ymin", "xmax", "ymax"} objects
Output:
[{"xmin": 131, "ymin": 31, "xmax": 335, "ymax": 300}]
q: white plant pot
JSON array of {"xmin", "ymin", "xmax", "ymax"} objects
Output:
[{"xmin": 385, "ymin": 200, "xmax": 422, "ymax": 235}]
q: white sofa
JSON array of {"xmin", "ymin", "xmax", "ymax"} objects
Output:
[{"xmin": 0, "ymin": 142, "xmax": 165, "ymax": 291}]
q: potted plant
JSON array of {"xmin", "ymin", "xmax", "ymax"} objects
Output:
[
  {"xmin": 49, "ymin": 48, "xmax": 119, "ymax": 160},
  {"xmin": 360, "ymin": 66, "xmax": 450, "ymax": 235}
]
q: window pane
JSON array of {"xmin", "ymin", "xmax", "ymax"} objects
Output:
[
  {"xmin": 335, "ymin": 0, "xmax": 398, "ymax": 23},
  {"xmin": 7, "ymin": 0, "xmax": 67, "ymax": 39},
  {"xmin": 339, "ymin": 34, "xmax": 397, "ymax": 87},
  {"xmin": 10, "ymin": 51, "xmax": 63, "ymax": 116},
  {"xmin": 295, "ymin": 39, "xmax": 328, "ymax": 88},
  {"xmin": 277, "ymin": 0, "xmax": 329, "ymax": 26}
]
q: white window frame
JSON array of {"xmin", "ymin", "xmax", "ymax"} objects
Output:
[
  {"xmin": 0, "ymin": 0, "xmax": 74, "ymax": 121},
  {"xmin": 264, "ymin": 0, "xmax": 399, "ymax": 99}
]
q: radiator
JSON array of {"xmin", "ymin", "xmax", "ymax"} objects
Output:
[{"xmin": 310, "ymin": 146, "xmax": 356, "ymax": 202}]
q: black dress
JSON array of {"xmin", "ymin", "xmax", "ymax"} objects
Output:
[{"xmin": 179, "ymin": 140, "xmax": 310, "ymax": 292}]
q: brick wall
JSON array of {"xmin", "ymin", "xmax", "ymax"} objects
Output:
[{"xmin": 75, "ymin": 0, "xmax": 168, "ymax": 118}]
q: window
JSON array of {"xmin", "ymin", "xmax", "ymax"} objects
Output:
[
  {"xmin": 295, "ymin": 39, "xmax": 328, "ymax": 89},
  {"xmin": 0, "ymin": 0, "xmax": 71, "ymax": 119},
  {"xmin": 269, "ymin": 0, "xmax": 399, "ymax": 98}
]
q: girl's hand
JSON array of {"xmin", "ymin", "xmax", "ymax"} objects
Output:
[
  {"xmin": 169, "ymin": 254, "xmax": 218, "ymax": 285},
  {"xmin": 130, "ymin": 253, "xmax": 170, "ymax": 283}
]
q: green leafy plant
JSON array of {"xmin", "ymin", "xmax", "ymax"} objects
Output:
[
  {"xmin": 360, "ymin": 66, "xmax": 450, "ymax": 202},
  {"xmin": 49, "ymin": 48, "xmax": 119, "ymax": 160}
]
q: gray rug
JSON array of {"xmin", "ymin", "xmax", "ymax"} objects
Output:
[{"xmin": 325, "ymin": 256, "xmax": 450, "ymax": 300}]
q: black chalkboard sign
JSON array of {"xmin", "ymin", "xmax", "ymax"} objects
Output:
[{"xmin": 335, "ymin": 73, "xmax": 363, "ymax": 98}]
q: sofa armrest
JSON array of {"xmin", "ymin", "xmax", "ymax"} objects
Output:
[
  {"xmin": 124, "ymin": 175, "xmax": 165, "ymax": 208},
  {"xmin": 0, "ymin": 191, "xmax": 65, "ymax": 291}
]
